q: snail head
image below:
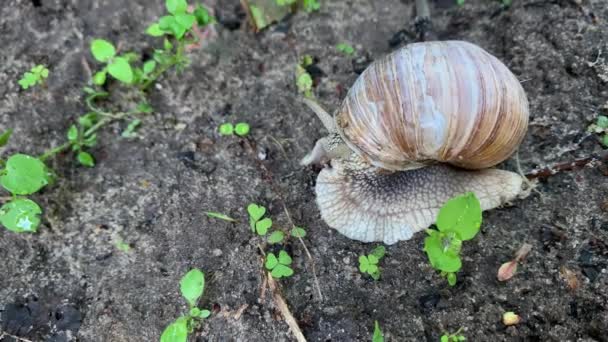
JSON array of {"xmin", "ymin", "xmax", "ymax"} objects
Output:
[{"xmin": 300, "ymin": 98, "xmax": 351, "ymax": 166}]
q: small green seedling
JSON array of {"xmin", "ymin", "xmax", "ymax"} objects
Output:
[
  {"xmin": 296, "ymin": 55, "xmax": 314, "ymax": 98},
  {"xmin": 373, "ymin": 321, "xmax": 384, "ymax": 342},
  {"xmin": 302, "ymin": 0, "xmax": 320, "ymax": 12},
  {"xmin": 205, "ymin": 211, "xmax": 237, "ymax": 222},
  {"xmin": 265, "ymin": 250, "xmax": 294, "ymax": 278},
  {"xmin": 121, "ymin": 119, "xmax": 142, "ymax": 138},
  {"xmin": 358, "ymin": 245, "xmax": 386, "ymax": 280},
  {"xmin": 441, "ymin": 327, "xmax": 466, "ymax": 342},
  {"xmin": 91, "ymin": 39, "xmax": 134, "ymax": 84},
  {"xmin": 115, "ymin": 239, "xmax": 132, "ymax": 252},
  {"xmin": 161, "ymin": 268, "xmax": 211, "ymax": 342},
  {"xmin": 247, "ymin": 203, "xmax": 272, "ymax": 235},
  {"xmin": 588, "ymin": 115, "xmax": 608, "ymax": 147},
  {"xmin": 218, "ymin": 122, "xmax": 250, "ymax": 137},
  {"xmin": 18, "ymin": 64, "xmax": 49, "ymax": 90},
  {"xmin": 423, "ymin": 192, "xmax": 481, "ymax": 286},
  {"xmin": 336, "ymin": 43, "xmax": 355, "ymax": 55}
]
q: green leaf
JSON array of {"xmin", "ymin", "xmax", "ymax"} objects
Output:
[
  {"xmin": 265, "ymin": 253, "xmax": 278, "ymax": 270},
  {"xmin": 107, "ymin": 57, "xmax": 133, "ymax": 84},
  {"xmin": 205, "ymin": 211, "xmax": 236, "ymax": 222},
  {"xmin": 602, "ymin": 134, "xmax": 608, "ymax": 148},
  {"xmin": 0, "ymin": 129, "xmax": 13, "ymax": 148},
  {"xmin": 137, "ymin": 102, "xmax": 154, "ymax": 114},
  {"xmin": 271, "ymin": 264, "xmax": 293, "ymax": 278},
  {"xmin": 597, "ymin": 115, "xmax": 608, "ymax": 129},
  {"xmin": 441, "ymin": 336, "xmax": 449, "ymax": 342},
  {"xmin": 371, "ymin": 245, "xmax": 386, "ymax": 259},
  {"xmin": 175, "ymin": 13, "xmax": 196, "ymax": 30},
  {"xmin": 0, "ymin": 198, "xmax": 41, "ymax": 233},
  {"xmin": 336, "ymin": 43, "xmax": 355, "ymax": 55},
  {"xmin": 115, "ymin": 239, "xmax": 131, "ymax": 252},
  {"xmin": 193, "ymin": 4, "xmax": 213, "ymax": 26},
  {"xmin": 249, "ymin": 5, "xmax": 267, "ymax": 30},
  {"xmin": 164, "ymin": 38, "xmax": 174, "ymax": 51},
  {"xmin": 90, "ymin": 39, "xmax": 116, "ymax": 62},
  {"xmin": 77, "ymin": 151, "xmax": 95, "ymax": 167},
  {"xmin": 278, "ymin": 250, "xmax": 292, "ymax": 265},
  {"xmin": 93, "ymin": 70, "xmax": 107, "ymax": 85},
  {"xmin": 143, "ymin": 60, "xmax": 157, "ymax": 74},
  {"xmin": 358, "ymin": 255, "xmax": 369, "ymax": 273},
  {"xmin": 234, "ymin": 122, "xmax": 250, "ymax": 137},
  {"xmin": 296, "ymin": 72, "xmax": 313, "ymax": 95},
  {"xmin": 366, "ymin": 263, "xmax": 378, "ymax": 275},
  {"xmin": 291, "ymin": 226, "xmax": 306, "ymax": 238},
  {"xmin": 160, "ymin": 317, "xmax": 188, "ymax": 342},
  {"xmin": 200, "ymin": 309, "xmax": 211, "ymax": 318},
  {"xmin": 370, "ymin": 270, "xmax": 381, "ymax": 280},
  {"xmin": 78, "ymin": 112, "xmax": 98, "ymax": 128},
  {"xmin": 436, "ymin": 192, "xmax": 482, "ymax": 241},
  {"xmin": 367, "ymin": 254, "xmax": 379, "ymax": 265},
  {"xmin": 247, "ymin": 203, "xmax": 266, "ymax": 222},
  {"xmin": 180, "ymin": 268, "xmax": 205, "ymax": 307},
  {"xmin": 121, "ymin": 119, "xmax": 141, "ymax": 138},
  {"xmin": 268, "ymin": 231, "xmax": 285, "ymax": 244},
  {"xmin": 0, "ymin": 154, "xmax": 51, "ymax": 195},
  {"xmin": 372, "ymin": 321, "xmax": 384, "ymax": 342},
  {"xmin": 423, "ymin": 231, "xmax": 462, "ymax": 273},
  {"xmin": 189, "ymin": 307, "xmax": 201, "ymax": 317},
  {"xmin": 146, "ymin": 23, "xmax": 165, "ymax": 37},
  {"xmin": 219, "ymin": 123, "xmax": 234, "ymax": 136},
  {"xmin": 255, "ymin": 217, "xmax": 272, "ymax": 235},
  {"xmin": 166, "ymin": 0, "xmax": 188, "ymax": 14},
  {"xmin": 67, "ymin": 125, "xmax": 78, "ymax": 142},
  {"xmin": 447, "ymin": 272, "xmax": 457, "ymax": 286},
  {"xmin": 83, "ymin": 134, "xmax": 97, "ymax": 147}
]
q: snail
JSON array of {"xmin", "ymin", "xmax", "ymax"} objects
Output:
[{"xmin": 301, "ymin": 40, "xmax": 530, "ymax": 245}]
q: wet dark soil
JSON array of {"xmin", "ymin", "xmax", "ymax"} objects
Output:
[{"xmin": 1, "ymin": 0, "xmax": 607, "ymax": 341}]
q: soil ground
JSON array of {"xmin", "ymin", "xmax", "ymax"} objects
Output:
[{"xmin": 1, "ymin": 0, "xmax": 607, "ymax": 341}]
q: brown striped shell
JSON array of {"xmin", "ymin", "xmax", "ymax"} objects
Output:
[{"xmin": 335, "ymin": 40, "xmax": 529, "ymax": 171}]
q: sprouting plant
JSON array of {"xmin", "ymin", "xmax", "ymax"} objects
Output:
[
  {"xmin": 441, "ymin": 328, "xmax": 466, "ymax": 342},
  {"xmin": 423, "ymin": 192, "xmax": 481, "ymax": 286},
  {"xmin": 18, "ymin": 64, "xmax": 49, "ymax": 90},
  {"xmin": 296, "ymin": 55, "xmax": 314, "ymax": 98},
  {"xmin": 115, "ymin": 239, "xmax": 132, "ymax": 252},
  {"xmin": 302, "ymin": 0, "xmax": 320, "ymax": 12},
  {"xmin": 218, "ymin": 122, "xmax": 250, "ymax": 137},
  {"xmin": 358, "ymin": 245, "xmax": 386, "ymax": 280},
  {"xmin": 247, "ymin": 203, "xmax": 272, "ymax": 235},
  {"xmin": 372, "ymin": 321, "xmax": 384, "ymax": 342},
  {"xmin": 336, "ymin": 43, "xmax": 355, "ymax": 55},
  {"xmin": 161, "ymin": 268, "xmax": 211, "ymax": 342},
  {"xmin": 0, "ymin": 0, "xmax": 214, "ymax": 234},
  {"xmin": 588, "ymin": 115, "xmax": 608, "ymax": 147},
  {"xmin": 265, "ymin": 250, "xmax": 294, "ymax": 278}
]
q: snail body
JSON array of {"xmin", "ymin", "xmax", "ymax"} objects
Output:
[{"xmin": 302, "ymin": 41, "xmax": 529, "ymax": 245}]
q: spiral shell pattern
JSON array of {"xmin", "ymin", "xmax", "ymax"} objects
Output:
[{"xmin": 336, "ymin": 40, "xmax": 529, "ymax": 170}]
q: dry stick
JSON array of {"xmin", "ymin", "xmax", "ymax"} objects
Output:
[
  {"xmin": 244, "ymin": 139, "xmax": 324, "ymax": 302},
  {"xmin": 0, "ymin": 331, "xmax": 34, "ymax": 342},
  {"xmin": 267, "ymin": 272, "xmax": 308, "ymax": 342},
  {"xmin": 525, "ymin": 151, "xmax": 608, "ymax": 179}
]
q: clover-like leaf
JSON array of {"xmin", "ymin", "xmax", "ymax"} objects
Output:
[
  {"xmin": 255, "ymin": 218, "xmax": 272, "ymax": 235},
  {"xmin": 291, "ymin": 226, "xmax": 306, "ymax": 238},
  {"xmin": 265, "ymin": 252, "xmax": 278, "ymax": 270},
  {"xmin": 180, "ymin": 268, "xmax": 205, "ymax": 308},
  {"xmin": 278, "ymin": 250, "xmax": 292, "ymax": 265},
  {"xmin": 358, "ymin": 255, "xmax": 369, "ymax": 273},
  {"xmin": 268, "ymin": 231, "xmax": 284, "ymax": 244},
  {"xmin": 371, "ymin": 245, "xmax": 386, "ymax": 259},
  {"xmin": 219, "ymin": 123, "xmax": 234, "ymax": 136},
  {"xmin": 91, "ymin": 39, "xmax": 116, "ymax": 62},
  {"xmin": 234, "ymin": 123, "xmax": 250, "ymax": 137},
  {"xmin": 367, "ymin": 254, "xmax": 379, "ymax": 265},
  {"xmin": 247, "ymin": 203, "xmax": 266, "ymax": 222},
  {"xmin": 271, "ymin": 264, "xmax": 293, "ymax": 278},
  {"xmin": 0, "ymin": 154, "xmax": 52, "ymax": 195},
  {"xmin": 166, "ymin": 0, "xmax": 188, "ymax": 14},
  {"xmin": 0, "ymin": 198, "xmax": 42, "ymax": 233}
]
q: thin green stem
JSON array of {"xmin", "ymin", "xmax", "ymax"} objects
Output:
[{"xmin": 39, "ymin": 142, "xmax": 72, "ymax": 161}]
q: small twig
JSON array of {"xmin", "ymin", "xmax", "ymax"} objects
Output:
[
  {"xmin": 525, "ymin": 151, "xmax": 608, "ymax": 179},
  {"xmin": 267, "ymin": 273, "xmax": 307, "ymax": 342},
  {"xmin": 244, "ymin": 139, "xmax": 324, "ymax": 302},
  {"xmin": 0, "ymin": 331, "xmax": 34, "ymax": 342}
]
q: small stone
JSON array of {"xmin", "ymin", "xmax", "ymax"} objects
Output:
[
  {"xmin": 212, "ymin": 249, "xmax": 223, "ymax": 257},
  {"xmin": 503, "ymin": 312, "xmax": 521, "ymax": 326}
]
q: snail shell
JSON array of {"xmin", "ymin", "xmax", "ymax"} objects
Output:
[
  {"xmin": 303, "ymin": 40, "xmax": 531, "ymax": 245},
  {"xmin": 336, "ymin": 40, "xmax": 529, "ymax": 171}
]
